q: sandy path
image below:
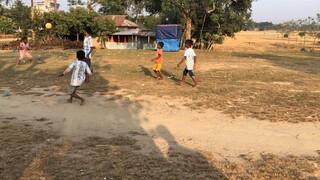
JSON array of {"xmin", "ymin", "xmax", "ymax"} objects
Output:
[{"xmin": 1, "ymin": 87, "xmax": 319, "ymax": 161}]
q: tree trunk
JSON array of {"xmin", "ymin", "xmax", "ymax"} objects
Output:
[
  {"xmin": 87, "ymin": 0, "xmax": 91, "ymax": 13},
  {"xmin": 77, "ymin": 33, "xmax": 79, "ymax": 42},
  {"xmin": 200, "ymin": 14, "xmax": 207, "ymax": 49},
  {"xmin": 31, "ymin": 0, "xmax": 35, "ymax": 40},
  {"xmin": 184, "ymin": 10, "xmax": 192, "ymax": 40}
]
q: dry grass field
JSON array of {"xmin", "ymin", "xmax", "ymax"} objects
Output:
[
  {"xmin": 0, "ymin": 31, "xmax": 320, "ymax": 179},
  {"xmin": 1, "ymin": 31, "xmax": 320, "ymax": 122}
]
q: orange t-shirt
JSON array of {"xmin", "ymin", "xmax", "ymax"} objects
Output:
[{"xmin": 155, "ymin": 49, "xmax": 163, "ymax": 64}]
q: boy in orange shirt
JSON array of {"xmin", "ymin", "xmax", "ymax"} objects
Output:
[{"xmin": 151, "ymin": 42, "xmax": 164, "ymax": 80}]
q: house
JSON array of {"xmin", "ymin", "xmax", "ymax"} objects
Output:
[
  {"xmin": 34, "ymin": 0, "xmax": 59, "ymax": 13},
  {"xmin": 100, "ymin": 15, "xmax": 156, "ymax": 50}
]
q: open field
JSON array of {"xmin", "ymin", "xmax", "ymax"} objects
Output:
[{"xmin": 1, "ymin": 31, "xmax": 320, "ymax": 179}]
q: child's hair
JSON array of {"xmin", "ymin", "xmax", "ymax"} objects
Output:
[
  {"xmin": 21, "ymin": 37, "xmax": 27, "ymax": 41},
  {"xmin": 84, "ymin": 27, "xmax": 92, "ymax": 34},
  {"xmin": 76, "ymin": 50, "xmax": 85, "ymax": 60},
  {"xmin": 185, "ymin": 39, "xmax": 193, "ymax": 47},
  {"xmin": 157, "ymin": 42, "xmax": 164, "ymax": 48}
]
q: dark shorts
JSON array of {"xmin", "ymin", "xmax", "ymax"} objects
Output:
[{"xmin": 183, "ymin": 68, "xmax": 195, "ymax": 77}]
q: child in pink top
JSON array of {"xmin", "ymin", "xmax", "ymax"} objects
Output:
[{"xmin": 17, "ymin": 37, "xmax": 32, "ymax": 65}]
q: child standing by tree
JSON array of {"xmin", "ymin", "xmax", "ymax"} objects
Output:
[
  {"xmin": 151, "ymin": 42, "xmax": 164, "ymax": 80},
  {"xmin": 59, "ymin": 50, "xmax": 92, "ymax": 106},
  {"xmin": 177, "ymin": 39, "xmax": 199, "ymax": 87},
  {"xmin": 83, "ymin": 27, "xmax": 94, "ymax": 68},
  {"xmin": 17, "ymin": 37, "xmax": 32, "ymax": 65}
]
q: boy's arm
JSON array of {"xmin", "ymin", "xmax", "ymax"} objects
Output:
[
  {"xmin": 193, "ymin": 56, "xmax": 197, "ymax": 69},
  {"xmin": 58, "ymin": 67, "xmax": 72, "ymax": 77},
  {"xmin": 86, "ymin": 39, "xmax": 94, "ymax": 59},
  {"xmin": 152, "ymin": 54, "xmax": 161, "ymax": 62},
  {"xmin": 86, "ymin": 47, "xmax": 94, "ymax": 59},
  {"xmin": 177, "ymin": 56, "xmax": 186, "ymax": 67}
]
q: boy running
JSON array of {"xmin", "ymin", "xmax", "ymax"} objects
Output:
[
  {"xmin": 17, "ymin": 37, "xmax": 32, "ymax": 65},
  {"xmin": 151, "ymin": 42, "xmax": 164, "ymax": 80},
  {"xmin": 59, "ymin": 50, "xmax": 92, "ymax": 106},
  {"xmin": 177, "ymin": 39, "xmax": 199, "ymax": 87}
]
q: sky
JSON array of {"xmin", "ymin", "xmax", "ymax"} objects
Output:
[
  {"xmin": 20, "ymin": 0, "xmax": 320, "ymax": 23},
  {"xmin": 252, "ymin": 0, "xmax": 320, "ymax": 23}
]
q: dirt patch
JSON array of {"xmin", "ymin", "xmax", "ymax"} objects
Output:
[{"xmin": 0, "ymin": 121, "xmax": 319, "ymax": 179}]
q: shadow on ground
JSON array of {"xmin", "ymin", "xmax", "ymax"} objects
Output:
[{"xmin": 232, "ymin": 51, "xmax": 320, "ymax": 74}]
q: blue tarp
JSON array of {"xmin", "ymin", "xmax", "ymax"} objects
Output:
[
  {"xmin": 157, "ymin": 39, "xmax": 180, "ymax": 52},
  {"xmin": 156, "ymin": 24, "xmax": 181, "ymax": 51},
  {"xmin": 156, "ymin": 25, "xmax": 181, "ymax": 39}
]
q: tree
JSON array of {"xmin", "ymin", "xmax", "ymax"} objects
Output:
[
  {"xmin": 68, "ymin": 7, "xmax": 95, "ymax": 41},
  {"xmin": 7, "ymin": 0, "xmax": 31, "ymax": 36},
  {"xmin": 92, "ymin": 17, "xmax": 117, "ymax": 47},
  {"xmin": 144, "ymin": 0, "xmax": 253, "ymax": 48},
  {"xmin": 162, "ymin": 0, "xmax": 211, "ymax": 39},
  {"xmin": 0, "ymin": 16, "xmax": 16, "ymax": 34},
  {"xmin": 98, "ymin": 0, "xmax": 127, "ymax": 15}
]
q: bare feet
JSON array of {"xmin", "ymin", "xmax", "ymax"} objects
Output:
[
  {"xmin": 67, "ymin": 99, "xmax": 72, "ymax": 103},
  {"xmin": 194, "ymin": 84, "xmax": 200, "ymax": 88},
  {"xmin": 80, "ymin": 100, "xmax": 86, "ymax": 106}
]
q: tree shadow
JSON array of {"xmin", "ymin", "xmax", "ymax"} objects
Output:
[
  {"xmin": 162, "ymin": 69, "xmax": 180, "ymax": 83},
  {"xmin": 139, "ymin": 65, "xmax": 156, "ymax": 78},
  {"xmin": 155, "ymin": 125, "xmax": 227, "ymax": 179},
  {"xmin": 232, "ymin": 51, "xmax": 320, "ymax": 75}
]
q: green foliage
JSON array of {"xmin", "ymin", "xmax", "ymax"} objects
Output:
[
  {"xmin": 0, "ymin": 16, "xmax": 16, "ymax": 34},
  {"xmin": 92, "ymin": 17, "xmax": 117, "ymax": 47},
  {"xmin": 254, "ymin": 22, "xmax": 276, "ymax": 31},
  {"xmin": 138, "ymin": 15, "xmax": 161, "ymax": 31},
  {"xmin": 98, "ymin": 0, "xmax": 127, "ymax": 15},
  {"xmin": 5, "ymin": 0, "xmax": 31, "ymax": 36}
]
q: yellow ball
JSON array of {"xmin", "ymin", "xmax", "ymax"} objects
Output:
[{"xmin": 45, "ymin": 23, "xmax": 52, "ymax": 29}]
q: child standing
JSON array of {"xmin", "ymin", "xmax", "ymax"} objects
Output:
[
  {"xmin": 177, "ymin": 39, "xmax": 199, "ymax": 87},
  {"xmin": 59, "ymin": 50, "xmax": 92, "ymax": 106},
  {"xmin": 83, "ymin": 27, "xmax": 94, "ymax": 68},
  {"xmin": 151, "ymin": 42, "xmax": 164, "ymax": 80},
  {"xmin": 17, "ymin": 37, "xmax": 32, "ymax": 65}
]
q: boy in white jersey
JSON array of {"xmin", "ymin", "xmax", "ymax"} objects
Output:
[
  {"xmin": 177, "ymin": 39, "xmax": 199, "ymax": 87},
  {"xmin": 83, "ymin": 27, "xmax": 94, "ymax": 68},
  {"xmin": 59, "ymin": 50, "xmax": 92, "ymax": 106},
  {"xmin": 17, "ymin": 37, "xmax": 32, "ymax": 65}
]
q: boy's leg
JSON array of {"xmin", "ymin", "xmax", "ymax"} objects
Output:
[
  {"xmin": 158, "ymin": 71, "xmax": 163, "ymax": 80},
  {"xmin": 189, "ymin": 71, "xmax": 199, "ymax": 87},
  {"xmin": 71, "ymin": 93, "xmax": 86, "ymax": 106},
  {"xmin": 153, "ymin": 70, "xmax": 159, "ymax": 79},
  {"xmin": 179, "ymin": 68, "xmax": 188, "ymax": 85},
  {"xmin": 152, "ymin": 63, "xmax": 158, "ymax": 78},
  {"xmin": 156, "ymin": 64, "xmax": 163, "ymax": 80},
  {"xmin": 17, "ymin": 53, "xmax": 23, "ymax": 65},
  {"xmin": 26, "ymin": 52, "xmax": 32, "ymax": 64},
  {"xmin": 69, "ymin": 86, "xmax": 85, "ymax": 105}
]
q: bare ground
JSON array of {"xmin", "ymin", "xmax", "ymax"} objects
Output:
[{"xmin": 1, "ymin": 31, "xmax": 320, "ymax": 179}]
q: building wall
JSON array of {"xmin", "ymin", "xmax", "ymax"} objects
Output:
[{"xmin": 35, "ymin": 0, "xmax": 59, "ymax": 13}]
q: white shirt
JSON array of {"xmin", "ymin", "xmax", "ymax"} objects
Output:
[
  {"xmin": 184, "ymin": 48, "xmax": 196, "ymax": 70},
  {"xmin": 83, "ymin": 36, "xmax": 93, "ymax": 58},
  {"xmin": 68, "ymin": 60, "xmax": 92, "ymax": 86}
]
